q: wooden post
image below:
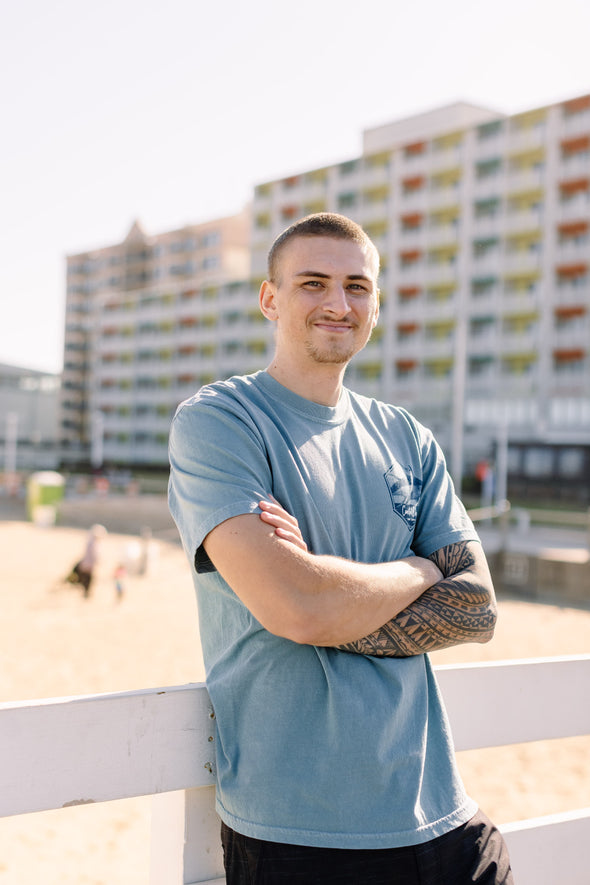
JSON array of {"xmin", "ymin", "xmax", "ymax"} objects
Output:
[{"xmin": 150, "ymin": 787, "xmax": 224, "ymax": 885}]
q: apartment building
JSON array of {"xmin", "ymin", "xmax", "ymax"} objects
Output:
[
  {"xmin": 251, "ymin": 96, "xmax": 590, "ymax": 499},
  {"xmin": 61, "ymin": 210, "xmax": 256, "ymax": 466},
  {"xmin": 60, "ymin": 94, "xmax": 590, "ymax": 498}
]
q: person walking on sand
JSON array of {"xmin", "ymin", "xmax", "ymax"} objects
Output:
[
  {"xmin": 69, "ymin": 524, "xmax": 107, "ymax": 598},
  {"xmin": 168, "ymin": 214, "xmax": 513, "ymax": 883}
]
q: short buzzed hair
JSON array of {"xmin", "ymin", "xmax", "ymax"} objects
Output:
[{"xmin": 267, "ymin": 213, "xmax": 380, "ymax": 284}]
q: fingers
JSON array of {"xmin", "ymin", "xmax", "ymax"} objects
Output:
[{"xmin": 258, "ymin": 499, "xmax": 308, "ymax": 551}]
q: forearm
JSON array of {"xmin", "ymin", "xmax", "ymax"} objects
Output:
[
  {"xmin": 338, "ymin": 542, "xmax": 497, "ymax": 657},
  {"xmin": 203, "ymin": 511, "xmax": 442, "ymax": 646},
  {"xmin": 295, "ymin": 552, "xmax": 442, "ymax": 647}
]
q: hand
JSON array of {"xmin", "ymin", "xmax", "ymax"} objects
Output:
[{"xmin": 258, "ymin": 498, "xmax": 308, "ymax": 551}]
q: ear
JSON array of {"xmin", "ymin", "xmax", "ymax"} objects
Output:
[
  {"xmin": 259, "ymin": 280, "xmax": 278, "ymax": 322},
  {"xmin": 371, "ymin": 291, "xmax": 380, "ymax": 328}
]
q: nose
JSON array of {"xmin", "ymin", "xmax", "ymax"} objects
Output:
[{"xmin": 322, "ymin": 283, "xmax": 350, "ymax": 316}]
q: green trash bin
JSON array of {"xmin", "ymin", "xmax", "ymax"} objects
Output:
[{"xmin": 27, "ymin": 471, "xmax": 65, "ymax": 526}]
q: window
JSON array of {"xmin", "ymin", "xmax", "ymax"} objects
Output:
[
  {"xmin": 473, "ymin": 237, "xmax": 499, "ymax": 258},
  {"xmin": 477, "ymin": 120, "xmax": 504, "ymax": 140},
  {"xmin": 475, "ymin": 157, "xmax": 502, "ymax": 179},
  {"xmin": 202, "ymin": 231, "xmax": 220, "ymax": 248},
  {"xmin": 471, "ymin": 277, "xmax": 498, "ymax": 296},
  {"xmin": 339, "ymin": 160, "xmax": 358, "ymax": 176},
  {"xmin": 469, "ymin": 355, "xmax": 494, "ymax": 376},
  {"xmin": 558, "ymin": 448, "xmax": 585, "ymax": 477},
  {"xmin": 523, "ymin": 447, "xmax": 553, "ymax": 478},
  {"xmin": 338, "ymin": 192, "xmax": 357, "ymax": 210}
]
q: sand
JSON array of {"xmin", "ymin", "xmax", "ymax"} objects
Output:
[{"xmin": 0, "ymin": 520, "xmax": 589, "ymax": 884}]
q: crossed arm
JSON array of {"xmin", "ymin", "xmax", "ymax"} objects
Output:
[
  {"xmin": 337, "ymin": 541, "xmax": 496, "ymax": 656},
  {"xmin": 202, "ymin": 498, "xmax": 496, "ymax": 656}
]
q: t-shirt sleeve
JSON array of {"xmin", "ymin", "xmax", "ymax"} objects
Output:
[
  {"xmin": 408, "ymin": 416, "xmax": 480, "ymax": 557},
  {"xmin": 168, "ymin": 393, "xmax": 273, "ymax": 571}
]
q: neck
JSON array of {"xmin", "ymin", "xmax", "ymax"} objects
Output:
[{"xmin": 266, "ymin": 355, "xmax": 346, "ymax": 407}]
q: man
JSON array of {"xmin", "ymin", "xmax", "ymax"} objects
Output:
[{"xmin": 168, "ymin": 214, "xmax": 513, "ymax": 883}]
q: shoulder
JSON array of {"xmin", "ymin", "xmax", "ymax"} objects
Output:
[
  {"xmin": 171, "ymin": 373, "xmax": 265, "ymax": 431},
  {"xmin": 174, "ymin": 373, "xmax": 258, "ymax": 415},
  {"xmin": 169, "ymin": 373, "xmax": 272, "ymax": 467}
]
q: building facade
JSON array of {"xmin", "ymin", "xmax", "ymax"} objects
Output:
[
  {"xmin": 251, "ymin": 96, "xmax": 590, "ymax": 500},
  {"xmin": 0, "ymin": 363, "xmax": 61, "ymax": 472},
  {"xmin": 61, "ymin": 211, "xmax": 254, "ymax": 466},
  {"xmin": 60, "ymin": 95, "xmax": 590, "ymax": 499}
]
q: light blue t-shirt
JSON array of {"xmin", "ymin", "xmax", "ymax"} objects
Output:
[{"xmin": 168, "ymin": 370, "xmax": 479, "ymax": 848}]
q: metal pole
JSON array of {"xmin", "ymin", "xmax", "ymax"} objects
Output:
[
  {"xmin": 90, "ymin": 410, "xmax": 104, "ymax": 471},
  {"xmin": 495, "ymin": 416, "xmax": 508, "ymax": 509},
  {"xmin": 451, "ymin": 313, "xmax": 467, "ymax": 496},
  {"xmin": 4, "ymin": 412, "xmax": 18, "ymax": 492}
]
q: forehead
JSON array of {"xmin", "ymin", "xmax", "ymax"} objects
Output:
[{"xmin": 277, "ymin": 236, "xmax": 378, "ymax": 281}]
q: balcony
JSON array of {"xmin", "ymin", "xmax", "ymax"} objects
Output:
[
  {"xmin": 504, "ymin": 209, "xmax": 544, "ymax": 231},
  {"xmin": 506, "ymin": 169, "xmax": 545, "ymax": 193},
  {"xmin": 499, "ymin": 332, "xmax": 539, "ymax": 355}
]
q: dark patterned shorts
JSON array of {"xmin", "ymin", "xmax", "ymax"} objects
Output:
[{"xmin": 221, "ymin": 809, "xmax": 513, "ymax": 884}]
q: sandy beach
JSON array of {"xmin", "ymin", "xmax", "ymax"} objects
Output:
[{"xmin": 0, "ymin": 519, "xmax": 589, "ymax": 884}]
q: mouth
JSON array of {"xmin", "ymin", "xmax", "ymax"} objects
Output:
[{"xmin": 313, "ymin": 322, "xmax": 355, "ymax": 333}]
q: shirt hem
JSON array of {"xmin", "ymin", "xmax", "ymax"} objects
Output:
[{"xmin": 215, "ymin": 796, "xmax": 479, "ymax": 849}]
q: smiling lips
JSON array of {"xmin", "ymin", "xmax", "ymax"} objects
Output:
[{"xmin": 312, "ymin": 319, "xmax": 357, "ymax": 333}]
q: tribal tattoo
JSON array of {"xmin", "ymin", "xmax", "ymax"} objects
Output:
[{"xmin": 338, "ymin": 541, "xmax": 497, "ymax": 658}]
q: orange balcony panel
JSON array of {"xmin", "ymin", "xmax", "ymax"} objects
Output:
[
  {"xmin": 561, "ymin": 134, "xmax": 590, "ymax": 154},
  {"xmin": 400, "ymin": 249, "xmax": 422, "ymax": 262},
  {"xmin": 558, "ymin": 220, "xmax": 589, "ymax": 236},
  {"xmin": 559, "ymin": 178, "xmax": 590, "ymax": 194},
  {"xmin": 405, "ymin": 141, "xmax": 426, "ymax": 156},
  {"xmin": 555, "ymin": 305, "xmax": 587, "ymax": 318},
  {"xmin": 179, "ymin": 316, "xmax": 198, "ymax": 327},
  {"xmin": 398, "ymin": 286, "xmax": 421, "ymax": 298},
  {"xmin": 556, "ymin": 263, "xmax": 588, "ymax": 278},
  {"xmin": 396, "ymin": 359, "xmax": 418, "ymax": 370},
  {"xmin": 563, "ymin": 95, "xmax": 590, "ymax": 115},
  {"xmin": 553, "ymin": 348, "xmax": 586, "ymax": 361},
  {"xmin": 401, "ymin": 212, "xmax": 424, "ymax": 227},
  {"xmin": 402, "ymin": 175, "xmax": 426, "ymax": 190},
  {"xmin": 397, "ymin": 322, "xmax": 419, "ymax": 333}
]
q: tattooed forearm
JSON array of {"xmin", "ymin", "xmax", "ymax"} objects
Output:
[{"xmin": 338, "ymin": 541, "xmax": 497, "ymax": 658}]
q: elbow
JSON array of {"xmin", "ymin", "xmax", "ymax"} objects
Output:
[
  {"xmin": 265, "ymin": 610, "xmax": 334, "ymax": 647},
  {"xmin": 474, "ymin": 595, "xmax": 498, "ymax": 644},
  {"xmin": 261, "ymin": 596, "xmax": 338, "ymax": 647}
]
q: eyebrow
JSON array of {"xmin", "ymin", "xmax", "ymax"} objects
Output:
[{"xmin": 294, "ymin": 270, "xmax": 373, "ymax": 283}]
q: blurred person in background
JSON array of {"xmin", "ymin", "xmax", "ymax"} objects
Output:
[{"xmin": 67, "ymin": 524, "xmax": 107, "ymax": 598}]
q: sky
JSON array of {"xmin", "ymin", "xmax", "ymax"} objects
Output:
[{"xmin": 2, "ymin": 0, "xmax": 590, "ymax": 375}]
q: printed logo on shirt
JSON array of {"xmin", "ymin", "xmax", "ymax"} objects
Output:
[{"xmin": 383, "ymin": 463, "xmax": 421, "ymax": 529}]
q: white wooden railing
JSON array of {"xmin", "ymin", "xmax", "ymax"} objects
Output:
[{"xmin": 1, "ymin": 655, "xmax": 589, "ymax": 884}]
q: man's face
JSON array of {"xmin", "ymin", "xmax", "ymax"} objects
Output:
[{"xmin": 261, "ymin": 236, "xmax": 380, "ymax": 367}]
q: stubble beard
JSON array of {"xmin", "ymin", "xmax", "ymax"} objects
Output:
[
  {"xmin": 304, "ymin": 339, "xmax": 356, "ymax": 365},
  {"xmin": 305, "ymin": 318, "xmax": 366, "ymax": 365}
]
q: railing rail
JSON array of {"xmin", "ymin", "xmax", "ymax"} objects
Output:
[{"xmin": 1, "ymin": 655, "xmax": 589, "ymax": 884}]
